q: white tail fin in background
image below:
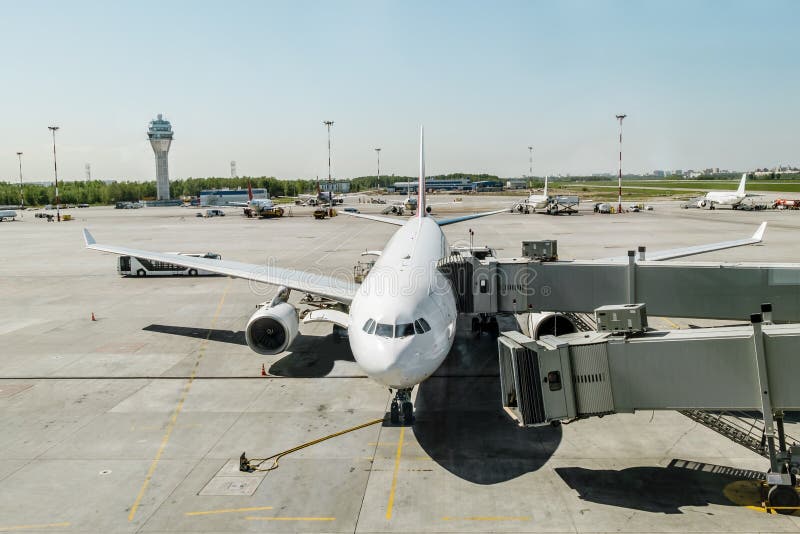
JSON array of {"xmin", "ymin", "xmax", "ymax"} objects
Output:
[
  {"xmin": 737, "ymin": 173, "xmax": 747, "ymax": 196},
  {"xmin": 543, "ymin": 175, "xmax": 549, "ymax": 197},
  {"xmin": 418, "ymin": 126, "xmax": 426, "ymax": 218}
]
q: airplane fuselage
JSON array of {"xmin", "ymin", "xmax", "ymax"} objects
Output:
[{"xmin": 348, "ymin": 216, "xmax": 457, "ymax": 388}]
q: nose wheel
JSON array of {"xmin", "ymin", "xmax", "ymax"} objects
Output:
[{"xmin": 389, "ymin": 388, "xmax": 413, "ymax": 426}]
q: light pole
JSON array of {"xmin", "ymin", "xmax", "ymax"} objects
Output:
[
  {"xmin": 16, "ymin": 152, "xmax": 23, "ymax": 208},
  {"xmin": 615, "ymin": 114, "xmax": 627, "ymax": 214},
  {"xmin": 375, "ymin": 148, "xmax": 381, "ymax": 185},
  {"xmin": 48, "ymin": 126, "xmax": 61, "ymax": 222},
  {"xmin": 323, "ymin": 120, "xmax": 334, "ymax": 200},
  {"xmin": 528, "ymin": 146, "xmax": 533, "ymax": 177}
]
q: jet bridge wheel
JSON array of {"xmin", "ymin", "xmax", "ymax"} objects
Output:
[{"xmin": 768, "ymin": 485, "xmax": 800, "ymax": 514}]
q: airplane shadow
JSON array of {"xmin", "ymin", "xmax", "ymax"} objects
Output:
[
  {"xmin": 143, "ymin": 324, "xmax": 246, "ymax": 345},
  {"xmin": 142, "ymin": 324, "xmax": 355, "ymax": 378},
  {"xmin": 268, "ymin": 333, "xmax": 355, "ymax": 378},
  {"xmin": 555, "ymin": 459, "xmax": 765, "ymax": 514},
  {"xmin": 413, "ymin": 316, "xmax": 562, "ymax": 484}
]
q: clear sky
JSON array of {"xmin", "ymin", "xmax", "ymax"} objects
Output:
[{"xmin": 2, "ymin": 0, "xmax": 798, "ymax": 182}]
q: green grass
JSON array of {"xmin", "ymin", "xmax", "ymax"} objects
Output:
[{"xmin": 564, "ymin": 180, "xmax": 800, "ymax": 193}]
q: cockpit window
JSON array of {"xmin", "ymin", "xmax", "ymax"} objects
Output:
[
  {"xmin": 395, "ymin": 323, "xmax": 415, "ymax": 338},
  {"xmin": 363, "ymin": 319, "xmax": 375, "ymax": 333},
  {"xmin": 415, "ymin": 318, "xmax": 431, "ymax": 333},
  {"xmin": 375, "ymin": 323, "xmax": 394, "ymax": 338}
]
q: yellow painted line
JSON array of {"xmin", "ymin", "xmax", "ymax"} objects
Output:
[
  {"xmin": 442, "ymin": 516, "xmax": 531, "ymax": 521},
  {"xmin": 128, "ymin": 279, "xmax": 232, "ymax": 522},
  {"xmin": 0, "ymin": 523, "xmax": 70, "ymax": 532},
  {"xmin": 663, "ymin": 318, "xmax": 681, "ymax": 329},
  {"xmin": 186, "ymin": 506, "xmax": 273, "ymax": 516},
  {"xmin": 385, "ymin": 426, "xmax": 405, "ymax": 520},
  {"xmin": 246, "ymin": 517, "xmax": 335, "ymax": 521}
]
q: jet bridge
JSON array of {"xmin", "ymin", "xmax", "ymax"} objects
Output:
[
  {"xmin": 438, "ymin": 240, "xmax": 800, "ymax": 321},
  {"xmin": 497, "ymin": 307, "xmax": 800, "ymax": 510}
]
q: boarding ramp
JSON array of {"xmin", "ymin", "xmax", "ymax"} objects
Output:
[
  {"xmin": 497, "ymin": 308, "xmax": 800, "ymax": 509},
  {"xmin": 438, "ymin": 242, "xmax": 800, "ymax": 321}
]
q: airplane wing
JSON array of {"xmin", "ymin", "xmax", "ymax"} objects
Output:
[
  {"xmin": 595, "ymin": 222, "xmax": 767, "ymax": 262},
  {"xmin": 337, "ymin": 210, "xmax": 405, "ymax": 226},
  {"xmin": 435, "ymin": 208, "xmax": 511, "ymax": 227},
  {"xmin": 82, "ymin": 229, "xmax": 359, "ymax": 304}
]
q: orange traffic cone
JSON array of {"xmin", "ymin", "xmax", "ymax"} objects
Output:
[
  {"xmin": 261, "ymin": 364, "xmax": 267, "ymax": 377},
  {"xmin": 91, "ymin": 312, "xmax": 96, "ymax": 321}
]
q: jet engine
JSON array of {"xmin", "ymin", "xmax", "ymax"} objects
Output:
[
  {"xmin": 525, "ymin": 312, "xmax": 578, "ymax": 340},
  {"xmin": 426, "ymin": 205, "xmax": 432, "ymax": 213},
  {"xmin": 697, "ymin": 200, "xmax": 707, "ymax": 208},
  {"xmin": 245, "ymin": 302, "xmax": 299, "ymax": 355}
]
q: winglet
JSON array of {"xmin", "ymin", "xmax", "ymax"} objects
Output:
[
  {"xmin": 752, "ymin": 221, "xmax": 767, "ymax": 241},
  {"xmin": 82, "ymin": 228, "xmax": 96, "ymax": 246}
]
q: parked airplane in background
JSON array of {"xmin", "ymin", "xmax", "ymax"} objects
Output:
[
  {"xmin": 230, "ymin": 181, "xmax": 284, "ymax": 217},
  {"xmin": 382, "ymin": 196, "xmax": 462, "ymax": 216},
  {"xmin": 697, "ymin": 173, "xmax": 752, "ymax": 209},
  {"xmin": 517, "ymin": 175, "xmax": 551, "ymax": 212}
]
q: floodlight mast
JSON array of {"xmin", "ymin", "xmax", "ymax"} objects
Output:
[
  {"xmin": 16, "ymin": 152, "xmax": 23, "ymax": 208},
  {"xmin": 615, "ymin": 114, "xmax": 627, "ymax": 214},
  {"xmin": 528, "ymin": 146, "xmax": 533, "ymax": 177},
  {"xmin": 48, "ymin": 126, "xmax": 61, "ymax": 222},
  {"xmin": 375, "ymin": 147, "xmax": 381, "ymax": 185},
  {"xmin": 323, "ymin": 120, "xmax": 334, "ymax": 205}
]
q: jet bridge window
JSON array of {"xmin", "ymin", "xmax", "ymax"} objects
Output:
[
  {"xmin": 363, "ymin": 319, "xmax": 376, "ymax": 334},
  {"xmin": 375, "ymin": 323, "xmax": 394, "ymax": 338},
  {"xmin": 414, "ymin": 318, "xmax": 431, "ymax": 334},
  {"xmin": 395, "ymin": 323, "xmax": 415, "ymax": 338}
]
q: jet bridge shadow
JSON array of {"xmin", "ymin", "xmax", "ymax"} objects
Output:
[
  {"xmin": 413, "ymin": 316, "xmax": 562, "ymax": 484},
  {"xmin": 142, "ymin": 323, "xmax": 355, "ymax": 378},
  {"xmin": 555, "ymin": 459, "xmax": 769, "ymax": 514}
]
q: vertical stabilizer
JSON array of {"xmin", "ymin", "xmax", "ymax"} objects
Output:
[
  {"xmin": 737, "ymin": 173, "xmax": 747, "ymax": 196},
  {"xmin": 543, "ymin": 175, "xmax": 549, "ymax": 197},
  {"xmin": 418, "ymin": 126, "xmax": 426, "ymax": 217}
]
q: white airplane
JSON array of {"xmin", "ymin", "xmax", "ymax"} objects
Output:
[
  {"xmin": 516, "ymin": 175, "xmax": 551, "ymax": 212},
  {"xmin": 83, "ymin": 128, "xmax": 507, "ymax": 425},
  {"xmin": 83, "ymin": 131, "xmax": 767, "ymax": 426},
  {"xmin": 229, "ymin": 182, "xmax": 284, "ymax": 216},
  {"xmin": 697, "ymin": 173, "xmax": 752, "ymax": 209}
]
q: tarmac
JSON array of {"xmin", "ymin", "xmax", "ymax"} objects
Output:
[{"xmin": 2, "ymin": 197, "xmax": 800, "ymax": 533}]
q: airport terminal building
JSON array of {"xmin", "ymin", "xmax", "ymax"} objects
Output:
[
  {"xmin": 200, "ymin": 188, "xmax": 268, "ymax": 206},
  {"xmin": 389, "ymin": 178, "xmax": 503, "ymax": 193}
]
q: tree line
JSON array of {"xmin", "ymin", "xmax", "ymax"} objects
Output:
[{"xmin": 0, "ymin": 173, "xmax": 503, "ymax": 206}]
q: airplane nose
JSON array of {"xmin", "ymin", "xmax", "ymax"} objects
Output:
[{"xmin": 352, "ymin": 338, "xmax": 421, "ymax": 388}]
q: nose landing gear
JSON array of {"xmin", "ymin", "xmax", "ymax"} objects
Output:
[{"xmin": 389, "ymin": 388, "xmax": 413, "ymax": 426}]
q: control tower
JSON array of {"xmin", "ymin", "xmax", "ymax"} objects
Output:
[{"xmin": 147, "ymin": 114, "xmax": 173, "ymax": 200}]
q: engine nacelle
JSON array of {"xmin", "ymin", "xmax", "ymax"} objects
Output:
[
  {"xmin": 697, "ymin": 200, "xmax": 707, "ymax": 208},
  {"xmin": 245, "ymin": 302, "xmax": 299, "ymax": 355},
  {"xmin": 525, "ymin": 312, "xmax": 578, "ymax": 340},
  {"xmin": 426, "ymin": 205, "xmax": 432, "ymax": 213}
]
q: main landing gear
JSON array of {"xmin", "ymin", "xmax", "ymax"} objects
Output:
[
  {"xmin": 389, "ymin": 388, "xmax": 413, "ymax": 426},
  {"xmin": 472, "ymin": 315, "xmax": 499, "ymax": 337}
]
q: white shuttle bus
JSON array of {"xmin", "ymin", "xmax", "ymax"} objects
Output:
[{"xmin": 118, "ymin": 252, "xmax": 222, "ymax": 277}]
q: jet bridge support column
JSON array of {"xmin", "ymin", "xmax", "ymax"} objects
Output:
[
  {"xmin": 751, "ymin": 313, "xmax": 777, "ymax": 468},
  {"xmin": 626, "ymin": 250, "xmax": 635, "ymax": 304}
]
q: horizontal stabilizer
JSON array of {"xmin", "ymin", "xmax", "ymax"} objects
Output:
[
  {"xmin": 436, "ymin": 208, "xmax": 510, "ymax": 227},
  {"xmin": 337, "ymin": 211, "xmax": 405, "ymax": 226}
]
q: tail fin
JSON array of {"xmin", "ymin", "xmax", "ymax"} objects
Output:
[
  {"xmin": 543, "ymin": 175, "xmax": 549, "ymax": 197},
  {"xmin": 418, "ymin": 126, "xmax": 426, "ymax": 218},
  {"xmin": 737, "ymin": 173, "xmax": 747, "ymax": 196},
  {"xmin": 247, "ymin": 180, "xmax": 253, "ymax": 201}
]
